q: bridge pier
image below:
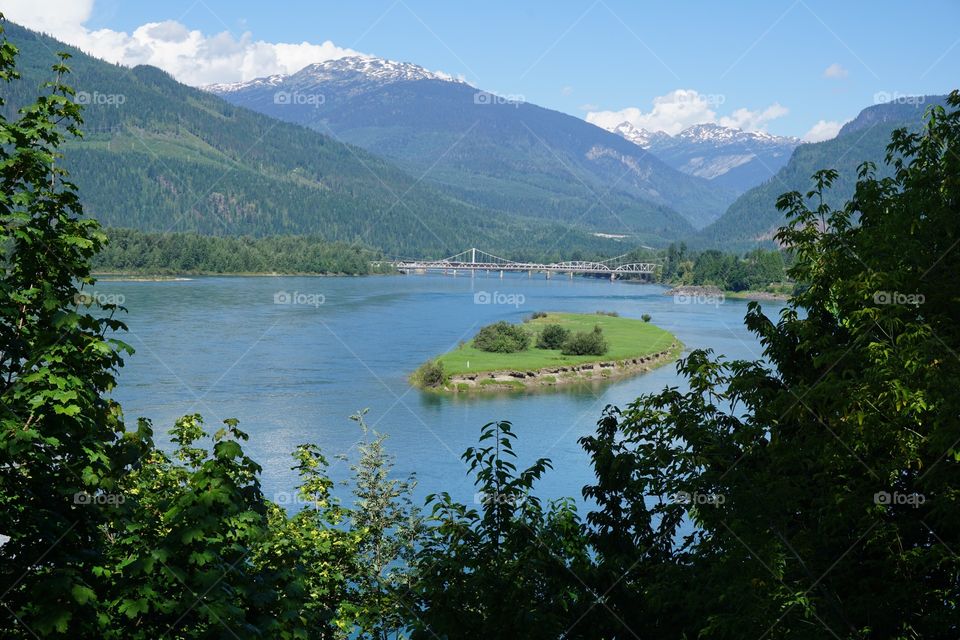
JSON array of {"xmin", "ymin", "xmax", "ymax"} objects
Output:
[
  {"xmin": 546, "ymin": 271, "xmax": 552, "ymax": 279},
  {"xmin": 500, "ymin": 270, "xmax": 504, "ymax": 279}
]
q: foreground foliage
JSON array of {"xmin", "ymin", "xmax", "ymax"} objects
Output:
[
  {"xmin": 579, "ymin": 92, "xmax": 960, "ymax": 638},
  {"xmin": 3, "ymin": 17, "xmax": 958, "ymax": 640}
]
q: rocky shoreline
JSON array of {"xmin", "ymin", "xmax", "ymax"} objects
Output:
[
  {"xmin": 443, "ymin": 342, "xmax": 683, "ymax": 393},
  {"xmin": 664, "ymin": 285, "xmax": 789, "ymax": 302},
  {"xmin": 663, "ymin": 285, "xmax": 724, "ymax": 297}
]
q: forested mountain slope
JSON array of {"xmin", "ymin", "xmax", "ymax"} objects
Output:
[
  {"xmin": 4, "ymin": 23, "xmax": 638, "ymax": 257},
  {"xmin": 698, "ymin": 95, "xmax": 948, "ymax": 250}
]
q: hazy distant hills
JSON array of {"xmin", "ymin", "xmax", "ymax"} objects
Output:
[
  {"xmin": 607, "ymin": 121, "xmax": 800, "ymax": 194},
  {"xmin": 207, "ymin": 57, "xmax": 738, "ymax": 231},
  {"xmin": 4, "ymin": 23, "xmax": 639, "ymax": 257},
  {"xmin": 697, "ymin": 95, "xmax": 948, "ymax": 251}
]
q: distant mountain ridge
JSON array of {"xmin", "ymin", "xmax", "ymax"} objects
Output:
[
  {"xmin": 207, "ymin": 57, "xmax": 467, "ymax": 94},
  {"xmin": 206, "ymin": 57, "xmax": 738, "ymax": 231},
  {"xmin": 838, "ymin": 95, "xmax": 947, "ymax": 136},
  {"xmin": 3, "ymin": 23, "xmax": 627, "ymax": 257},
  {"xmin": 696, "ymin": 94, "xmax": 950, "ymax": 251},
  {"xmin": 606, "ymin": 121, "xmax": 800, "ymax": 194}
]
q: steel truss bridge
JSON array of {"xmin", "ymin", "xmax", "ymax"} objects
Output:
[{"xmin": 390, "ymin": 248, "xmax": 658, "ymax": 279}]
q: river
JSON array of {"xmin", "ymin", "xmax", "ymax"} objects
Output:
[{"xmin": 103, "ymin": 272, "xmax": 783, "ymax": 508}]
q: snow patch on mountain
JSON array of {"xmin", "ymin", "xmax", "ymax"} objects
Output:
[
  {"xmin": 600, "ymin": 120, "xmax": 800, "ymax": 188},
  {"xmin": 612, "ymin": 122, "xmax": 671, "ymax": 148},
  {"xmin": 204, "ymin": 56, "xmax": 466, "ymax": 94}
]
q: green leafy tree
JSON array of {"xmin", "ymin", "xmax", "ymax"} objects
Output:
[
  {"xmin": 472, "ymin": 321, "xmax": 531, "ymax": 353},
  {"xmin": 561, "ymin": 325, "xmax": 608, "ymax": 356},
  {"xmin": 0, "ymin": 23, "xmax": 142, "ymax": 636},
  {"xmin": 582, "ymin": 92, "xmax": 960, "ymax": 638},
  {"xmin": 255, "ymin": 443, "xmax": 359, "ymax": 638},
  {"xmin": 535, "ymin": 323, "xmax": 569, "ymax": 349},
  {"xmin": 410, "ymin": 421, "xmax": 591, "ymax": 639},
  {"xmin": 340, "ymin": 410, "xmax": 423, "ymax": 639}
]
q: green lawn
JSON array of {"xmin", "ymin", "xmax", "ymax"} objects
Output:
[{"xmin": 435, "ymin": 312, "xmax": 678, "ymax": 375}]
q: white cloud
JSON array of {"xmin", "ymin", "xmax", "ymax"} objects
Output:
[
  {"xmin": 2, "ymin": 0, "xmax": 366, "ymax": 86},
  {"xmin": 561, "ymin": 85, "xmax": 574, "ymax": 96},
  {"xmin": 586, "ymin": 89, "xmax": 788, "ymax": 135},
  {"xmin": 802, "ymin": 119, "xmax": 844, "ymax": 142},
  {"xmin": 823, "ymin": 63, "xmax": 849, "ymax": 79},
  {"xmin": 718, "ymin": 103, "xmax": 789, "ymax": 131}
]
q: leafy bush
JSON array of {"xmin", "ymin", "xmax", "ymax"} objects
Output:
[
  {"xmin": 595, "ymin": 310, "xmax": 619, "ymax": 317},
  {"xmin": 529, "ymin": 311, "xmax": 548, "ymax": 320},
  {"xmin": 641, "ymin": 313, "xmax": 651, "ymax": 323},
  {"xmin": 536, "ymin": 324, "xmax": 570, "ymax": 349},
  {"xmin": 473, "ymin": 321, "xmax": 531, "ymax": 353},
  {"xmin": 411, "ymin": 421, "xmax": 591, "ymax": 638},
  {"xmin": 561, "ymin": 325, "xmax": 608, "ymax": 356},
  {"xmin": 414, "ymin": 360, "xmax": 446, "ymax": 387}
]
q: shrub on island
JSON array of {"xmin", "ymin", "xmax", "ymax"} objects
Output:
[
  {"xmin": 473, "ymin": 321, "xmax": 531, "ymax": 353},
  {"xmin": 536, "ymin": 324, "xmax": 570, "ymax": 349},
  {"xmin": 415, "ymin": 359, "xmax": 446, "ymax": 387},
  {"xmin": 561, "ymin": 325, "xmax": 608, "ymax": 356}
]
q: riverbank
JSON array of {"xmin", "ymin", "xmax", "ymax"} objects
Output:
[
  {"xmin": 664, "ymin": 285, "xmax": 790, "ymax": 302},
  {"xmin": 414, "ymin": 312, "xmax": 683, "ymax": 393},
  {"xmin": 92, "ymin": 271, "xmax": 386, "ymax": 279}
]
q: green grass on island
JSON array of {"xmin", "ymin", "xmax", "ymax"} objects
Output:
[{"xmin": 429, "ymin": 312, "xmax": 679, "ymax": 377}]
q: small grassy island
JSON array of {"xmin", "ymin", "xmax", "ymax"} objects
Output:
[{"xmin": 412, "ymin": 312, "xmax": 683, "ymax": 393}]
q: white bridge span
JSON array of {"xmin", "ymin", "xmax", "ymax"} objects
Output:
[{"xmin": 390, "ymin": 248, "xmax": 657, "ymax": 280}]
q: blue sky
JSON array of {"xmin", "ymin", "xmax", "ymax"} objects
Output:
[{"xmin": 7, "ymin": 0, "xmax": 959, "ymax": 139}]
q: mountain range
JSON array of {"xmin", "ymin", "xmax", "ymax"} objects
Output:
[
  {"xmin": 206, "ymin": 57, "xmax": 738, "ymax": 231},
  {"xmin": 3, "ymin": 23, "xmax": 626, "ymax": 258},
  {"xmin": 606, "ymin": 121, "xmax": 800, "ymax": 194},
  {"xmin": 3, "ymin": 21, "xmax": 948, "ymax": 258},
  {"xmin": 696, "ymin": 95, "xmax": 949, "ymax": 250}
]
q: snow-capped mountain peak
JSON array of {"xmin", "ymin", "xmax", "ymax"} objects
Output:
[
  {"xmin": 675, "ymin": 122, "xmax": 799, "ymax": 146},
  {"xmin": 611, "ymin": 121, "xmax": 671, "ymax": 148},
  {"xmin": 601, "ymin": 120, "xmax": 801, "ymax": 191},
  {"xmin": 290, "ymin": 56, "xmax": 466, "ymax": 85},
  {"xmin": 204, "ymin": 56, "xmax": 465, "ymax": 94}
]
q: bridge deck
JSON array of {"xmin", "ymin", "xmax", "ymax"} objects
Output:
[
  {"xmin": 393, "ymin": 261, "xmax": 656, "ymax": 274},
  {"xmin": 388, "ymin": 248, "xmax": 657, "ymax": 276}
]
